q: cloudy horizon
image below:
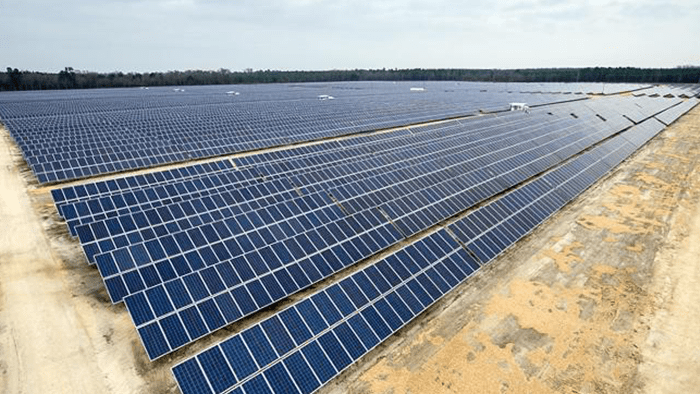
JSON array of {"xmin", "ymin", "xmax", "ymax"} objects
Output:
[{"xmin": 1, "ymin": 0, "xmax": 699, "ymax": 73}]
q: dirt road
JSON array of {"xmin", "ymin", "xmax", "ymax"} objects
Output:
[{"xmin": 0, "ymin": 131, "xmax": 175, "ymax": 393}]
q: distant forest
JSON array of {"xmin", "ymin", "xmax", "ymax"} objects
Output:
[{"xmin": 2, "ymin": 66, "xmax": 699, "ymax": 91}]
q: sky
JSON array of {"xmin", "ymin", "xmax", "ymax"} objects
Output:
[{"xmin": 1, "ymin": 0, "xmax": 699, "ymax": 73}]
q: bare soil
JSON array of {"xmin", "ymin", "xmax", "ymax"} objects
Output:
[
  {"xmin": 0, "ymin": 131, "xmax": 175, "ymax": 394},
  {"xmin": 0, "ymin": 105, "xmax": 699, "ymax": 394}
]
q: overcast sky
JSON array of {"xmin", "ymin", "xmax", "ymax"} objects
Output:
[{"xmin": 1, "ymin": 0, "xmax": 699, "ymax": 73}]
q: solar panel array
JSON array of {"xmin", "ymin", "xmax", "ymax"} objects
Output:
[
  {"xmin": 170, "ymin": 114, "xmax": 671, "ymax": 394},
  {"xmin": 0, "ymin": 82, "xmax": 595, "ymax": 184},
  {"xmin": 166, "ymin": 97, "xmax": 695, "ymax": 394},
  {"xmin": 40, "ymin": 93, "xmax": 687, "ymax": 365},
  {"xmin": 3, "ymin": 82, "xmax": 695, "ymax": 394}
]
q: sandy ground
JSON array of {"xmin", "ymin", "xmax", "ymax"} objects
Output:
[
  {"xmin": 0, "ymin": 131, "xmax": 176, "ymax": 393},
  {"xmin": 321, "ymin": 106, "xmax": 700, "ymax": 394},
  {"xmin": 0, "ymin": 105, "xmax": 698, "ymax": 394}
]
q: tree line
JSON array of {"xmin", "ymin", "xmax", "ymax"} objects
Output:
[{"xmin": 2, "ymin": 66, "xmax": 699, "ymax": 91}]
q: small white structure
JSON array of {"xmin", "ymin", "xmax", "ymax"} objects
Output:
[
  {"xmin": 410, "ymin": 87, "xmax": 425, "ymax": 92},
  {"xmin": 226, "ymin": 91, "xmax": 240, "ymax": 96},
  {"xmin": 317, "ymin": 95, "xmax": 335, "ymax": 100},
  {"xmin": 510, "ymin": 102, "xmax": 530, "ymax": 112}
]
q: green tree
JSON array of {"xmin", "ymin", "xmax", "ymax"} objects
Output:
[
  {"xmin": 57, "ymin": 67, "xmax": 77, "ymax": 89},
  {"xmin": 6, "ymin": 67, "xmax": 22, "ymax": 90}
]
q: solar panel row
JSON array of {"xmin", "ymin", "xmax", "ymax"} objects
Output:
[
  {"xmin": 540, "ymin": 95, "xmax": 682, "ymax": 126},
  {"xmin": 53, "ymin": 160, "xmax": 240, "ymax": 236},
  {"xmin": 235, "ymin": 95, "xmax": 673, "ymax": 176},
  {"xmin": 52, "ymin": 160, "xmax": 233, "ymax": 208},
  {"xmin": 171, "ymin": 116, "xmax": 667, "ymax": 394},
  {"xmin": 655, "ymin": 98, "xmax": 699, "ymax": 126},
  {"xmin": 633, "ymin": 85, "xmax": 700, "ymax": 99}
]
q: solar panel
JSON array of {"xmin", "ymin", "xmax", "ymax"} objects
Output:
[{"xmin": 52, "ymin": 160, "xmax": 233, "ymax": 210}]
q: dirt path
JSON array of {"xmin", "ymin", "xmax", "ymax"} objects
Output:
[
  {"xmin": 0, "ymin": 130, "xmax": 174, "ymax": 394},
  {"xmin": 639, "ymin": 123, "xmax": 700, "ymax": 391},
  {"xmin": 322, "ymin": 106, "xmax": 700, "ymax": 394}
]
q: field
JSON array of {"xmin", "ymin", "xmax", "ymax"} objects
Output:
[{"xmin": 0, "ymin": 82, "xmax": 699, "ymax": 394}]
